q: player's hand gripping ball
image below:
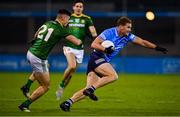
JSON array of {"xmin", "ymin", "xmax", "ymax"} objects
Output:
[{"xmin": 101, "ymin": 40, "xmax": 115, "ymax": 54}]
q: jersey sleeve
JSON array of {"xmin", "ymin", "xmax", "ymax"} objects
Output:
[
  {"xmin": 128, "ymin": 33, "xmax": 136, "ymax": 42},
  {"xmin": 62, "ymin": 27, "xmax": 71, "ymax": 38},
  {"xmin": 86, "ymin": 17, "xmax": 94, "ymax": 27},
  {"xmin": 98, "ymin": 29, "xmax": 110, "ymax": 41}
]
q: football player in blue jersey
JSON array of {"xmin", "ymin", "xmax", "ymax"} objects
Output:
[{"xmin": 60, "ymin": 17, "xmax": 168, "ymax": 111}]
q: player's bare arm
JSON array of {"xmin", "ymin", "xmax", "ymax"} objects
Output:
[
  {"xmin": 91, "ymin": 37, "xmax": 105, "ymax": 51},
  {"xmin": 133, "ymin": 36, "xmax": 168, "ymax": 54},
  {"xmin": 91, "ymin": 37, "xmax": 114, "ymax": 54},
  {"xmin": 65, "ymin": 35, "xmax": 82, "ymax": 45},
  {"xmin": 133, "ymin": 36, "xmax": 156, "ymax": 49},
  {"xmin": 89, "ymin": 26, "xmax": 97, "ymax": 38}
]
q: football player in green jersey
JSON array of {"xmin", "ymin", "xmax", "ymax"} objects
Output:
[
  {"xmin": 56, "ymin": 0, "xmax": 97, "ymax": 100},
  {"xmin": 18, "ymin": 9, "xmax": 82, "ymax": 112}
]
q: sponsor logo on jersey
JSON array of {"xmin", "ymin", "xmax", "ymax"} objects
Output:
[
  {"xmin": 75, "ymin": 19, "xmax": 80, "ymax": 23},
  {"xmin": 69, "ymin": 23, "xmax": 85, "ymax": 27},
  {"xmin": 81, "ymin": 19, "xmax": 85, "ymax": 23}
]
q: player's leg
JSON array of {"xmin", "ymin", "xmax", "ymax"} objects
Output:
[
  {"xmin": 69, "ymin": 72, "xmax": 98, "ymax": 102},
  {"xmin": 20, "ymin": 52, "xmax": 40, "ymax": 98},
  {"xmin": 60, "ymin": 71, "xmax": 98, "ymax": 111},
  {"xmin": 93, "ymin": 63, "xmax": 118, "ymax": 88},
  {"xmin": 29, "ymin": 72, "xmax": 50, "ymax": 101},
  {"xmin": 62, "ymin": 47, "xmax": 78, "ymax": 86},
  {"xmin": 56, "ymin": 46, "xmax": 84, "ymax": 100},
  {"xmin": 83, "ymin": 63, "xmax": 118, "ymax": 101},
  {"xmin": 61, "ymin": 52, "xmax": 77, "ymax": 87},
  {"xmin": 19, "ymin": 51, "xmax": 50, "ymax": 112},
  {"xmin": 56, "ymin": 52, "xmax": 77, "ymax": 100},
  {"xmin": 19, "ymin": 72, "xmax": 50, "ymax": 112},
  {"xmin": 20, "ymin": 73, "xmax": 35, "ymax": 98}
]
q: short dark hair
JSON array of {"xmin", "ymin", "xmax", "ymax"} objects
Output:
[
  {"xmin": 117, "ymin": 17, "xmax": 132, "ymax": 26},
  {"xmin": 58, "ymin": 9, "xmax": 71, "ymax": 16},
  {"xmin": 73, "ymin": 0, "xmax": 84, "ymax": 5}
]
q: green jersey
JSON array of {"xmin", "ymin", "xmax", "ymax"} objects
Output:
[
  {"xmin": 29, "ymin": 21, "xmax": 70, "ymax": 60},
  {"xmin": 64, "ymin": 13, "xmax": 94, "ymax": 50}
]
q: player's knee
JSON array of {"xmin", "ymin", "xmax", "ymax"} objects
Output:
[
  {"xmin": 43, "ymin": 85, "xmax": 50, "ymax": 92},
  {"xmin": 110, "ymin": 73, "xmax": 118, "ymax": 81},
  {"xmin": 114, "ymin": 73, "xmax": 119, "ymax": 80},
  {"xmin": 44, "ymin": 82, "xmax": 50, "ymax": 91},
  {"xmin": 68, "ymin": 64, "xmax": 77, "ymax": 71}
]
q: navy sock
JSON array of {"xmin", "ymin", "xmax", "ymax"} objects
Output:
[
  {"xmin": 88, "ymin": 86, "xmax": 96, "ymax": 93},
  {"xmin": 66, "ymin": 99, "xmax": 73, "ymax": 106}
]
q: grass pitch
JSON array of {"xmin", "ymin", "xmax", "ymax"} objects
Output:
[{"xmin": 0, "ymin": 72, "xmax": 180, "ymax": 116}]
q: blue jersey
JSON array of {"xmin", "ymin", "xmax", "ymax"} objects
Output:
[{"xmin": 95, "ymin": 27, "xmax": 136, "ymax": 62}]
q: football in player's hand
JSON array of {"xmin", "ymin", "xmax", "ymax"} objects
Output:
[{"xmin": 101, "ymin": 40, "xmax": 115, "ymax": 49}]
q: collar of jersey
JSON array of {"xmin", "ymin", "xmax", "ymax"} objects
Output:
[
  {"xmin": 55, "ymin": 20, "xmax": 63, "ymax": 27},
  {"xmin": 72, "ymin": 13, "xmax": 83, "ymax": 17}
]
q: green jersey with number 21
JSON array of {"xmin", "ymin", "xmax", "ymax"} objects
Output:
[{"xmin": 29, "ymin": 21, "xmax": 70, "ymax": 60}]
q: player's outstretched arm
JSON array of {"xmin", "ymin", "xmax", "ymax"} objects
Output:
[
  {"xmin": 133, "ymin": 36, "xmax": 168, "ymax": 54},
  {"xmin": 89, "ymin": 26, "xmax": 97, "ymax": 38},
  {"xmin": 65, "ymin": 35, "xmax": 82, "ymax": 45}
]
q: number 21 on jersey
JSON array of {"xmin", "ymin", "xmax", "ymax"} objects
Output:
[{"xmin": 37, "ymin": 25, "xmax": 54, "ymax": 42}]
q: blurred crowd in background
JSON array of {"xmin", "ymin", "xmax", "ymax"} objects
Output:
[{"xmin": 0, "ymin": 0, "xmax": 179, "ymax": 56}]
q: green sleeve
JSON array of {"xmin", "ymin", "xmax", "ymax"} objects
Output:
[
  {"xmin": 86, "ymin": 17, "xmax": 94, "ymax": 27},
  {"xmin": 62, "ymin": 27, "xmax": 71, "ymax": 38}
]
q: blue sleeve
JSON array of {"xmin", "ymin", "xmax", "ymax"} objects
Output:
[
  {"xmin": 98, "ymin": 29, "xmax": 111, "ymax": 41},
  {"xmin": 128, "ymin": 33, "xmax": 136, "ymax": 42}
]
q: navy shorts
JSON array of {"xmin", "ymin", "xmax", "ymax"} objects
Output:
[{"xmin": 86, "ymin": 52, "xmax": 108, "ymax": 76}]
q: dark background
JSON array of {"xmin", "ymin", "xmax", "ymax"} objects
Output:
[{"xmin": 0, "ymin": 0, "xmax": 180, "ymax": 56}]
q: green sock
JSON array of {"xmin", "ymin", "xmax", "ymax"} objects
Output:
[
  {"xmin": 25, "ymin": 79, "xmax": 33, "ymax": 89},
  {"xmin": 22, "ymin": 99, "xmax": 32, "ymax": 107},
  {"xmin": 59, "ymin": 81, "xmax": 65, "ymax": 88}
]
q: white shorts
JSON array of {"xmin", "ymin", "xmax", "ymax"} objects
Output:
[
  {"xmin": 27, "ymin": 51, "xmax": 49, "ymax": 72},
  {"xmin": 63, "ymin": 46, "xmax": 84, "ymax": 63}
]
